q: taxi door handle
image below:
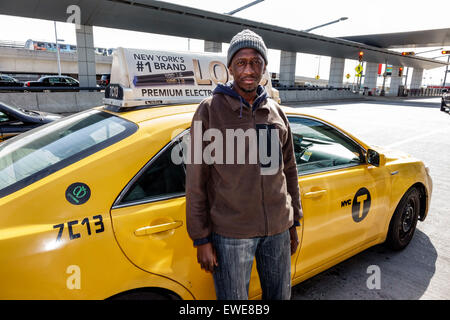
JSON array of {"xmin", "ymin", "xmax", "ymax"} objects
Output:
[
  {"xmin": 134, "ymin": 221, "xmax": 183, "ymax": 236},
  {"xmin": 303, "ymin": 189, "xmax": 327, "ymax": 199}
]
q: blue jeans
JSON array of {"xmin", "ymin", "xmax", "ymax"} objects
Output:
[{"xmin": 211, "ymin": 230, "xmax": 291, "ymax": 300}]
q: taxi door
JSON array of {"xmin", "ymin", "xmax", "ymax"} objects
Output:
[
  {"xmin": 287, "ymin": 116, "xmax": 390, "ymax": 278},
  {"xmin": 110, "ymin": 136, "xmax": 215, "ymax": 299},
  {"xmin": 109, "ymin": 132, "xmax": 304, "ymax": 299}
]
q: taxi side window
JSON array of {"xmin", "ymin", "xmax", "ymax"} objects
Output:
[
  {"xmin": 288, "ymin": 117, "xmax": 364, "ymax": 175},
  {"xmin": 0, "ymin": 110, "xmax": 138, "ymax": 198},
  {"xmin": 120, "ymin": 140, "xmax": 186, "ymax": 204}
]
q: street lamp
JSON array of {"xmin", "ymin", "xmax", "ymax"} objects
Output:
[
  {"xmin": 302, "ymin": 17, "xmax": 348, "ymax": 33},
  {"xmin": 200, "ymin": 0, "xmax": 265, "ymax": 52},
  {"xmin": 54, "ymin": 21, "xmax": 64, "ymax": 76},
  {"xmin": 302, "ymin": 17, "xmax": 348, "ymax": 84},
  {"xmin": 415, "ymin": 48, "xmax": 443, "ymax": 55},
  {"xmin": 225, "ymin": 0, "xmax": 265, "ymax": 15},
  {"xmin": 314, "ymin": 55, "xmax": 321, "ymax": 81}
]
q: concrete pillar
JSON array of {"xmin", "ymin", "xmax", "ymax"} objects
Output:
[
  {"xmin": 328, "ymin": 57, "xmax": 345, "ymax": 87},
  {"xmin": 410, "ymin": 68, "xmax": 424, "ymax": 89},
  {"xmin": 76, "ymin": 25, "xmax": 96, "ymax": 87},
  {"xmin": 363, "ymin": 62, "xmax": 378, "ymax": 93},
  {"xmin": 279, "ymin": 51, "xmax": 296, "ymax": 87},
  {"xmin": 389, "ymin": 66, "xmax": 402, "ymax": 96},
  {"xmin": 204, "ymin": 41, "xmax": 222, "ymax": 53}
]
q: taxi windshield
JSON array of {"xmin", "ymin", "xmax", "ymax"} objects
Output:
[{"xmin": 0, "ymin": 109, "xmax": 137, "ymax": 198}]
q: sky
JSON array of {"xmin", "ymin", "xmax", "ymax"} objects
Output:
[{"xmin": 0, "ymin": 0, "xmax": 449, "ymax": 85}]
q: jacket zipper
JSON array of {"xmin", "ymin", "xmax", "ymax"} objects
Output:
[{"xmin": 252, "ymin": 108, "xmax": 268, "ymax": 235}]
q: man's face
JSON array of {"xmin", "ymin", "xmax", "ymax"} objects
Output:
[{"xmin": 228, "ymin": 48, "xmax": 266, "ymax": 94}]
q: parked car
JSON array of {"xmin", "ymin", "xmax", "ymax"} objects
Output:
[
  {"xmin": 441, "ymin": 88, "xmax": 449, "ymax": 112},
  {"xmin": 0, "ymin": 75, "xmax": 23, "ymax": 87},
  {"xmin": 24, "ymin": 76, "xmax": 79, "ymax": 91},
  {"xmin": 0, "ymin": 102, "xmax": 62, "ymax": 142}
]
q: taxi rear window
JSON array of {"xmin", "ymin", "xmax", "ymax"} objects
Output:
[{"xmin": 0, "ymin": 109, "xmax": 137, "ymax": 198}]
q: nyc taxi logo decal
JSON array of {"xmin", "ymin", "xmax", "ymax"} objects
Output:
[{"xmin": 341, "ymin": 187, "xmax": 371, "ymax": 222}]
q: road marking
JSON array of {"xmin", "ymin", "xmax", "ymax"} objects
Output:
[{"xmin": 386, "ymin": 127, "xmax": 449, "ymax": 148}]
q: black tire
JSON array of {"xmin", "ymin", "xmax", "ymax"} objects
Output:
[
  {"xmin": 107, "ymin": 289, "xmax": 179, "ymax": 300},
  {"xmin": 441, "ymin": 101, "xmax": 446, "ymax": 112},
  {"xmin": 385, "ymin": 187, "xmax": 421, "ymax": 251}
]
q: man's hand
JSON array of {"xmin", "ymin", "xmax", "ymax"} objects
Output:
[
  {"xmin": 196, "ymin": 242, "xmax": 218, "ymax": 273},
  {"xmin": 289, "ymin": 226, "xmax": 299, "ymax": 255}
]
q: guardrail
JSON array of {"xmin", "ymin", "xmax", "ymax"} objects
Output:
[
  {"xmin": 0, "ymin": 89, "xmax": 105, "ymax": 113},
  {"xmin": 1, "ymin": 85, "xmax": 443, "ymax": 97},
  {"xmin": 399, "ymin": 87, "xmax": 446, "ymax": 97},
  {"xmin": 275, "ymin": 86, "xmax": 351, "ymax": 91},
  {"xmin": 276, "ymin": 85, "xmax": 446, "ymax": 98},
  {"xmin": 0, "ymin": 86, "xmax": 105, "ymax": 92}
]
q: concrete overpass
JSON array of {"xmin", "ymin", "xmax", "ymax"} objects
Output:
[
  {"xmin": 0, "ymin": 47, "xmax": 111, "ymax": 79},
  {"xmin": 0, "ymin": 0, "xmax": 447, "ymax": 95}
]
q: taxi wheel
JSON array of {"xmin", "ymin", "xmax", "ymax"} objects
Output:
[
  {"xmin": 108, "ymin": 289, "xmax": 179, "ymax": 300},
  {"xmin": 385, "ymin": 187, "xmax": 420, "ymax": 251},
  {"xmin": 441, "ymin": 102, "xmax": 446, "ymax": 111}
]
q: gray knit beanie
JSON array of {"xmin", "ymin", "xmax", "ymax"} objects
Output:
[{"xmin": 227, "ymin": 29, "xmax": 268, "ymax": 67}]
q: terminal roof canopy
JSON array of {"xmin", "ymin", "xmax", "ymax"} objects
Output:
[
  {"xmin": 0, "ymin": 0, "xmax": 447, "ymax": 69},
  {"xmin": 340, "ymin": 28, "xmax": 450, "ymax": 49}
]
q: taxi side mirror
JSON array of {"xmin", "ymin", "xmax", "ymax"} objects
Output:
[{"xmin": 367, "ymin": 149, "xmax": 386, "ymax": 167}]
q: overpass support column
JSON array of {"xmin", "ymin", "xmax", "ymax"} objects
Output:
[
  {"xmin": 204, "ymin": 41, "xmax": 222, "ymax": 53},
  {"xmin": 328, "ymin": 57, "xmax": 345, "ymax": 87},
  {"xmin": 363, "ymin": 62, "xmax": 378, "ymax": 94},
  {"xmin": 388, "ymin": 66, "xmax": 402, "ymax": 96},
  {"xmin": 76, "ymin": 25, "xmax": 97, "ymax": 87},
  {"xmin": 279, "ymin": 51, "xmax": 296, "ymax": 87},
  {"xmin": 410, "ymin": 68, "xmax": 424, "ymax": 89}
]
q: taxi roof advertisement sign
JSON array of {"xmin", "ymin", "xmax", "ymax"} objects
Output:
[{"xmin": 106, "ymin": 47, "xmax": 275, "ymax": 107}]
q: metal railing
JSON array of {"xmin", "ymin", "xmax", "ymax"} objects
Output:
[
  {"xmin": 275, "ymin": 84, "xmax": 445, "ymax": 98},
  {"xmin": 274, "ymin": 85, "xmax": 351, "ymax": 91},
  {"xmin": 398, "ymin": 87, "xmax": 446, "ymax": 97},
  {"xmin": 0, "ymin": 85, "xmax": 444, "ymax": 97},
  {"xmin": 0, "ymin": 86, "xmax": 105, "ymax": 92}
]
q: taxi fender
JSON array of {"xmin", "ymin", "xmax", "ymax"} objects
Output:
[{"xmin": 381, "ymin": 161, "xmax": 430, "ymax": 239}]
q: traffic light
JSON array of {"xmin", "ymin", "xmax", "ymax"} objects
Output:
[
  {"xmin": 358, "ymin": 51, "xmax": 364, "ymax": 62},
  {"xmin": 443, "ymin": 50, "xmax": 450, "ymax": 55},
  {"xmin": 398, "ymin": 67, "xmax": 403, "ymax": 77},
  {"xmin": 401, "ymin": 52, "xmax": 415, "ymax": 56}
]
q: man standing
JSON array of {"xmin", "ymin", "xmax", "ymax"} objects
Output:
[{"xmin": 186, "ymin": 29, "xmax": 302, "ymax": 300}]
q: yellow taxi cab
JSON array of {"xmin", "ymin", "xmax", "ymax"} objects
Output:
[{"xmin": 0, "ymin": 48, "xmax": 432, "ymax": 299}]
